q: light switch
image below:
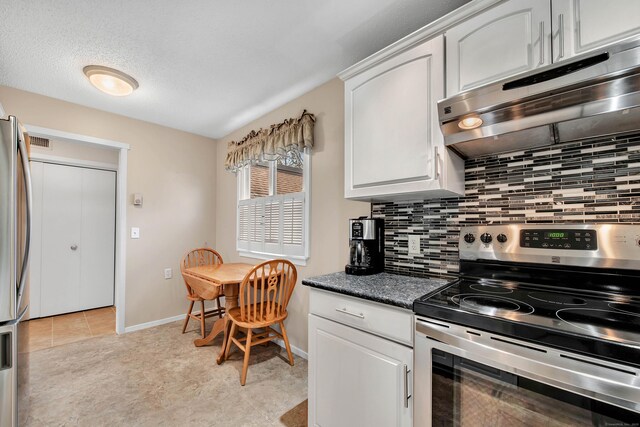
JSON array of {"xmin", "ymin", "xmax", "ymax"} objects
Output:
[
  {"xmin": 131, "ymin": 227, "xmax": 140, "ymax": 239},
  {"xmin": 164, "ymin": 268, "xmax": 172, "ymax": 279}
]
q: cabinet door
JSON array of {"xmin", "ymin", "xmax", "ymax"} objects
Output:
[
  {"xmin": 308, "ymin": 314, "xmax": 412, "ymax": 427},
  {"xmin": 446, "ymin": 0, "xmax": 551, "ymax": 96},
  {"xmin": 552, "ymin": 0, "xmax": 640, "ymax": 62},
  {"xmin": 344, "ymin": 35, "xmax": 444, "ymax": 199}
]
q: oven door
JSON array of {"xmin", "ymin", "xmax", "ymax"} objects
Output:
[{"xmin": 415, "ymin": 317, "xmax": 640, "ymax": 426}]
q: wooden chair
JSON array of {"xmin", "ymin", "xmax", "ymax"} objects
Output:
[
  {"xmin": 223, "ymin": 259, "xmax": 297, "ymax": 385},
  {"xmin": 180, "ymin": 248, "xmax": 225, "ymax": 337}
]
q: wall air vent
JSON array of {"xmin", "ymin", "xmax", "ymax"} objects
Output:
[{"xmin": 30, "ymin": 136, "xmax": 50, "ymax": 148}]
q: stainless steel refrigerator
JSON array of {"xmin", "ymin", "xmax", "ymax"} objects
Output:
[{"xmin": 0, "ymin": 116, "xmax": 31, "ymax": 427}]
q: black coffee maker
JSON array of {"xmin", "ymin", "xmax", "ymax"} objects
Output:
[{"xmin": 345, "ymin": 217, "xmax": 384, "ymax": 275}]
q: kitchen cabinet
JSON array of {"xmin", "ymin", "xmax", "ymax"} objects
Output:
[
  {"xmin": 552, "ymin": 0, "xmax": 640, "ymax": 63},
  {"xmin": 308, "ymin": 289, "xmax": 413, "ymax": 427},
  {"xmin": 343, "ymin": 34, "xmax": 464, "ymax": 201},
  {"xmin": 446, "ymin": 0, "xmax": 640, "ymax": 96},
  {"xmin": 446, "ymin": 0, "xmax": 551, "ymax": 96}
]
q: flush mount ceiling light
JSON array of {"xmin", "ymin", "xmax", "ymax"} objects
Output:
[
  {"xmin": 83, "ymin": 65, "xmax": 139, "ymax": 97},
  {"xmin": 458, "ymin": 115, "xmax": 483, "ymax": 130}
]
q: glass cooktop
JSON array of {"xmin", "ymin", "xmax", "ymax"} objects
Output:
[{"xmin": 414, "ymin": 278, "xmax": 640, "ymax": 368}]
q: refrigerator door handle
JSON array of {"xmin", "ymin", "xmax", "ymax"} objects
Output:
[
  {"xmin": 0, "ymin": 305, "xmax": 28, "ymax": 327},
  {"xmin": 16, "ymin": 126, "xmax": 32, "ymax": 310}
]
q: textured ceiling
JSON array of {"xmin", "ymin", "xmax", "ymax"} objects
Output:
[{"xmin": 0, "ymin": 0, "xmax": 469, "ymax": 139}]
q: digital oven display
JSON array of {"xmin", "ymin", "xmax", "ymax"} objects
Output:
[
  {"xmin": 520, "ymin": 229, "xmax": 597, "ymax": 250},
  {"xmin": 545, "ymin": 232, "xmax": 566, "ymax": 239}
]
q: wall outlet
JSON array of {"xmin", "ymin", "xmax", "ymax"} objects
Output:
[
  {"xmin": 164, "ymin": 268, "xmax": 173, "ymax": 279},
  {"xmin": 408, "ymin": 235, "xmax": 421, "ymax": 254}
]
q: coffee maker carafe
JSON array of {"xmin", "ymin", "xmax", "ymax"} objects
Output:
[{"xmin": 345, "ymin": 217, "xmax": 384, "ymax": 275}]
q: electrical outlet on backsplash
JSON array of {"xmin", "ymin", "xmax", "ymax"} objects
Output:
[{"xmin": 372, "ymin": 131, "xmax": 640, "ymax": 279}]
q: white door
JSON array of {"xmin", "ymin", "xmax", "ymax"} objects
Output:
[
  {"xmin": 308, "ymin": 314, "xmax": 413, "ymax": 427},
  {"xmin": 38, "ymin": 163, "xmax": 116, "ymax": 317},
  {"xmin": 552, "ymin": 0, "xmax": 640, "ymax": 62},
  {"xmin": 445, "ymin": 0, "xmax": 551, "ymax": 96},
  {"xmin": 79, "ymin": 168, "xmax": 116, "ymax": 310}
]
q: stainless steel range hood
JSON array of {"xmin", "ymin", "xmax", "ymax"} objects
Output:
[{"xmin": 438, "ymin": 37, "xmax": 640, "ymax": 158}]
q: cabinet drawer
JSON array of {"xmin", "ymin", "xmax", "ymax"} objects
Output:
[{"xmin": 309, "ymin": 288, "xmax": 413, "ymax": 346}]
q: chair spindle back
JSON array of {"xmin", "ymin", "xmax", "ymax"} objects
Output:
[
  {"xmin": 239, "ymin": 259, "xmax": 297, "ymax": 323},
  {"xmin": 180, "ymin": 248, "xmax": 223, "ymax": 296}
]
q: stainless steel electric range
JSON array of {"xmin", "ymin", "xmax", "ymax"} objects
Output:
[{"xmin": 413, "ymin": 224, "xmax": 640, "ymax": 426}]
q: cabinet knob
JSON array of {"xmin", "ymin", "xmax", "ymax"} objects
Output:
[{"xmin": 70, "ymin": 244, "xmax": 78, "ymax": 251}]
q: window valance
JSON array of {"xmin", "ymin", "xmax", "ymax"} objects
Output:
[{"xmin": 225, "ymin": 110, "xmax": 315, "ymax": 172}]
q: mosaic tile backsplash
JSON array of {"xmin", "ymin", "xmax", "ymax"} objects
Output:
[{"xmin": 371, "ymin": 132, "xmax": 640, "ymax": 279}]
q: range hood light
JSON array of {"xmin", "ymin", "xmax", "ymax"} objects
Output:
[{"xmin": 458, "ymin": 116, "xmax": 483, "ymax": 130}]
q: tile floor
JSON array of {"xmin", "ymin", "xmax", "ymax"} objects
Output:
[
  {"xmin": 20, "ymin": 306, "xmax": 116, "ymax": 353},
  {"xmin": 18, "ymin": 316, "xmax": 308, "ymax": 426}
]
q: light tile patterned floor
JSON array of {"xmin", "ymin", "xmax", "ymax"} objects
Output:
[
  {"xmin": 19, "ymin": 317, "xmax": 308, "ymax": 426},
  {"xmin": 19, "ymin": 306, "xmax": 115, "ymax": 353}
]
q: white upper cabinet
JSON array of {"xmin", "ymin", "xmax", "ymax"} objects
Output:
[
  {"xmin": 552, "ymin": 0, "xmax": 640, "ymax": 62},
  {"xmin": 446, "ymin": 0, "xmax": 640, "ymax": 96},
  {"xmin": 446, "ymin": 0, "xmax": 551, "ymax": 96},
  {"xmin": 344, "ymin": 35, "xmax": 464, "ymax": 201}
]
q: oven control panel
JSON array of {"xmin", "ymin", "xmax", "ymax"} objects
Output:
[
  {"xmin": 520, "ymin": 229, "xmax": 597, "ymax": 250},
  {"xmin": 459, "ymin": 224, "xmax": 640, "ymax": 270}
]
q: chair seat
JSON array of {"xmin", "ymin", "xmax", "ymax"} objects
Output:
[
  {"xmin": 186, "ymin": 294, "xmax": 204, "ymax": 302},
  {"xmin": 227, "ymin": 306, "xmax": 288, "ymax": 328}
]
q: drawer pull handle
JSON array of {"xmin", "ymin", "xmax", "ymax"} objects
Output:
[{"xmin": 335, "ymin": 307, "xmax": 365, "ymax": 319}]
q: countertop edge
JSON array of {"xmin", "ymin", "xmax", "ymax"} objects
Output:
[{"xmin": 302, "ymin": 279, "xmax": 413, "ymax": 310}]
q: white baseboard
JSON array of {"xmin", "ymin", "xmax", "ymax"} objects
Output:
[
  {"xmin": 123, "ymin": 312, "xmax": 309, "ymax": 360},
  {"xmin": 123, "ymin": 314, "xmax": 184, "ymax": 333},
  {"xmin": 273, "ymin": 338, "xmax": 308, "ymax": 360}
]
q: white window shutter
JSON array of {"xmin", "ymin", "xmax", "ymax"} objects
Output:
[
  {"xmin": 237, "ymin": 201, "xmax": 250, "ymax": 251},
  {"xmin": 282, "ymin": 193, "xmax": 305, "ymax": 257},
  {"xmin": 263, "ymin": 197, "xmax": 281, "ymax": 253},
  {"xmin": 249, "ymin": 199, "xmax": 264, "ymax": 252}
]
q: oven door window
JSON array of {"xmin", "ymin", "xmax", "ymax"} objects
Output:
[{"xmin": 432, "ymin": 349, "xmax": 639, "ymax": 426}]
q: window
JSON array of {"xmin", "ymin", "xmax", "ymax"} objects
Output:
[{"xmin": 237, "ymin": 149, "xmax": 309, "ymax": 264}]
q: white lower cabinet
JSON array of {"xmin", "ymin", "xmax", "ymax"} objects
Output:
[{"xmin": 308, "ymin": 289, "xmax": 413, "ymax": 427}]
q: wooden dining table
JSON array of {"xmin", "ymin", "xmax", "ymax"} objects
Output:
[{"xmin": 182, "ymin": 262, "xmax": 256, "ymax": 364}]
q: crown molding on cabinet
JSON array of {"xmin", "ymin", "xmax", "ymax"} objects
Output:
[{"xmin": 338, "ymin": 0, "xmax": 504, "ymax": 81}]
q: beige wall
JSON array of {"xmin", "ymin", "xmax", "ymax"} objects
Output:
[
  {"xmin": 215, "ymin": 78, "xmax": 369, "ymax": 353},
  {"xmin": 0, "ymin": 85, "xmax": 217, "ymax": 328}
]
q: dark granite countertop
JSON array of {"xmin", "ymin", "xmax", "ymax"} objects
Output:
[{"xmin": 302, "ymin": 272, "xmax": 451, "ymax": 310}]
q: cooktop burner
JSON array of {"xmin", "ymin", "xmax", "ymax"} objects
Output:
[
  {"xmin": 528, "ymin": 292, "xmax": 586, "ymax": 306},
  {"xmin": 557, "ymin": 308, "xmax": 640, "ymax": 344},
  {"xmin": 469, "ymin": 283, "xmax": 513, "ymax": 294},
  {"xmin": 452, "ymin": 294, "xmax": 534, "ymax": 315},
  {"xmin": 609, "ymin": 302, "xmax": 640, "ymax": 315}
]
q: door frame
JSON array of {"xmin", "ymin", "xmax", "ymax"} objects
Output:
[{"xmin": 24, "ymin": 125, "xmax": 129, "ymax": 334}]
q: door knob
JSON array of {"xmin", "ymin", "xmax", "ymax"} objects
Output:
[{"xmin": 70, "ymin": 244, "xmax": 78, "ymax": 251}]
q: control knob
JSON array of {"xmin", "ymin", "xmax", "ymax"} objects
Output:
[
  {"xmin": 480, "ymin": 233, "xmax": 492, "ymax": 244},
  {"xmin": 463, "ymin": 233, "xmax": 475, "ymax": 244},
  {"xmin": 496, "ymin": 233, "xmax": 508, "ymax": 243}
]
